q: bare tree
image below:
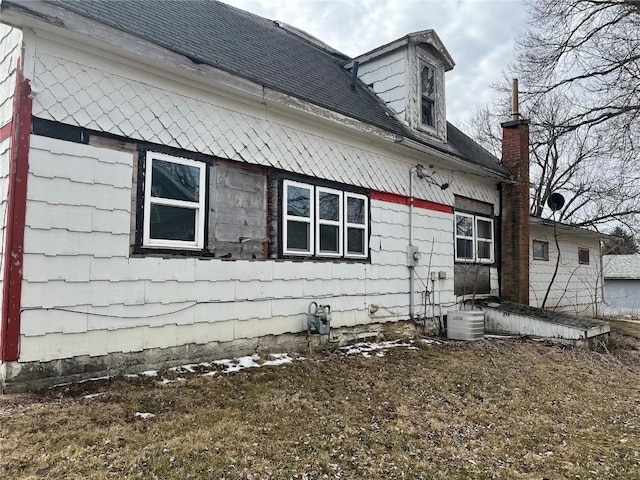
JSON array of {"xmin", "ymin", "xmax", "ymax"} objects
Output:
[
  {"xmin": 516, "ymin": 0, "xmax": 640, "ymax": 138},
  {"xmin": 462, "ymin": 0, "xmax": 640, "ymax": 232}
]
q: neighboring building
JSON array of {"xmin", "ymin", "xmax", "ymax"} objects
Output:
[
  {"xmin": 602, "ymin": 255, "xmax": 640, "ymax": 316},
  {"xmin": 0, "ymin": 0, "xmax": 604, "ymax": 390},
  {"xmin": 529, "ymin": 217, "xmax": 604, "ymax": 316}
]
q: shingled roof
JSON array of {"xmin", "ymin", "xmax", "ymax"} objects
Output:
[
  {"xmin": 603, "ymin": 255, "xmax": 640, "ymax": 280},
  {"xmin": 9, "ymin": 0, "xmax": 509, "ymax": 176}
]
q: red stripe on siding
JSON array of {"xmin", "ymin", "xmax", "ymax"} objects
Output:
[
  {"xmin": 1, "ymin": 60, "xmax": 32, "ymax": 362},
  {"xmin": 370, "ymin": 190, "xmax": 453, "ymax": 214},
  {"xmin": 0, "ymin": 121, "xmax": 12, "ymax": 142}
]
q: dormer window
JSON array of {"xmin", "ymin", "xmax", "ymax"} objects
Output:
[
  {"xmin": 420, "ymin": 64, "xmax": 436, "ymax": 128},
  {"xmin": 348, "ymin": 30, "xmax": 453, "ymax": 141}
]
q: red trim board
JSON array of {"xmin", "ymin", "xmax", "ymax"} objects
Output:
[
  {"xmin": 371, "ymin": 190, "xmax": 453, "ymax": 214},
  {"xmin": 0, "ymin": 121, "xmax": 12, "ymax": 142},
  {"xmin": 1, "ymin": 60, "xmax": 32, "ymax": 362}
]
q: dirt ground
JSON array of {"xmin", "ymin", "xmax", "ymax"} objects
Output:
[{"xmin": 1, "ymin": 320, "xmax": 639, "ymax": 480}]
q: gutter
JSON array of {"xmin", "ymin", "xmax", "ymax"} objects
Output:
[{"xmin": 396, "ymin": 136, "xmax": 511, "ymax": 182}]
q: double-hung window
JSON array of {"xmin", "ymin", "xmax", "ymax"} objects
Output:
[
  {"xmin": 420, "ymin": 63, "xmax": 436, "ymax": 128},
  {"xmin": 316, "ymin": 187, "xmax": 343, "ymax": 256},
  {"xmin": 283, "ymin": 181, "xmax": 314, "ymax": 255},
  {"xmin": 345, "ymin": 193, "xmax": 368, "ymax": 257},
  {"xmin": 143, "ymin": 151, "xmax": 206, "ymax": 250},
  {"xmin": 283, "ymin": 180, "xmax": 368, "ymax": 258},
  {"xmin": 454, "ymin": 212, "xmax": 494, "ymax": 263}
]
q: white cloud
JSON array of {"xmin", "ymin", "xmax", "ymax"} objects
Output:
[{"xmin": 223, "ymin": 0, "xmax": 528, "ymax": 123}]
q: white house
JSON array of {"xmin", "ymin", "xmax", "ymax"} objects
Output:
[
  {"xmin": 0, "ymin": 0, "xmax": 603, "ymax": 391},
  {"xmin": 529, "ymin": 217, "xmax": 604, "ymax": 316}
]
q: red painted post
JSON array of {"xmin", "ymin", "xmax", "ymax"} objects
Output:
[{"xmin": 1, "ymin": 59, "xmax": 32, "ymax": 361}]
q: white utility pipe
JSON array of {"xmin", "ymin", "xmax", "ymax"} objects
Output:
[{"xmin": 409, "ymin": 166, "xmax": 416, "ymax": 322}]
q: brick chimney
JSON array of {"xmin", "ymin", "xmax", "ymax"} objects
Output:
[{"xmin": 501, "ymin": 79, "xmax": 530, "ymax": 304}]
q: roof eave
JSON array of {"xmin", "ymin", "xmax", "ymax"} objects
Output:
[
  {"xmin": 529, "ymin": 216, "xmax": 606, "ymax": 238},
  {"xmin": 397, "ymin": 136, "xmax": 510, "ymax": 181}
]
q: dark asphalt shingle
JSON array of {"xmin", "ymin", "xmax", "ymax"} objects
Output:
[{"xmin": 11, "ymin": 0, "xmax": 509, "ymax": 176}]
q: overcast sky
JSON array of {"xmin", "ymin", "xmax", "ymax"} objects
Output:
[{"xmin": 223, "ymin": 0, "xmax": 529, "ymax": 125}]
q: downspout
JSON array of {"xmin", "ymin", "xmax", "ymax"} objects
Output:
[
  {"xmin": 408, "ymin": 166, "xmax": 425, "ymax": 325},
  {"xmin": 409, "ymin": 166, "xmax": 415, "ymax": 322}
]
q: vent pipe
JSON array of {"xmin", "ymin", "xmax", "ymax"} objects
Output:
[
  {"xmin": 350, "ymin": 61, "xmax": 360, "ymax": 91},
  {"xmin": 511, "ymin": 78, "xmax": 520, "ymax": 121}
]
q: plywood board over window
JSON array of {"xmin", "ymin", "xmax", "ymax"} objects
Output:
[{"xmin": 208, "ymin": 160, "xmax": 267, "ymax": 259}]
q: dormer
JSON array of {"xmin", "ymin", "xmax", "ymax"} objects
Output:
[{"xmin": 346, "ymin": 30, "xmax": 455, "ymax": 143}]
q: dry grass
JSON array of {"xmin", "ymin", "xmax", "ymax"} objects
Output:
[{"xmin": 1, "ymin": 320, "xmax": 640, "ymax": 479}]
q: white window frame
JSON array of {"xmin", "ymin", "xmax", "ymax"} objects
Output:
[
  {"xmin": 344, "ymin": 192, "xmax": 369, "ymax": 259},
  {"xmin": 143, "ymin": 151, "xmax": 206, "ymax": 250},
  {"xmin": 475, "ymin": 217, "xmax": 494, "ymax": 264},
  {"xmin": 283, "ymin": 180, "xmax": 315, "ymax": 256},
  {"xmin": 454, "ymin": 212, "xmax": 475, "ymax": 263},
  {"xmin": 282, "ymin": 180, "xmax": 369, "ymax": 259},
  {"xmin": 316, "ymin": 187, "xmax": 343, "ymax": 257},
  {"xmin": 454, "ymin": 212, "xmax": 494, "ymax": 263}
]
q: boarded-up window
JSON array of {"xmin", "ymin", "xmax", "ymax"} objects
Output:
[{"xmin": 208, "ymin": 161, "xmax": 267, "ymax": 259}]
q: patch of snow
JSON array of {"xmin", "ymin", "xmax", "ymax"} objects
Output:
[
  {"xmin": 134, "ymin": 412, "xmax": 155, "ymax": 419},
  {"xmin": 158, "ymin": 378, "xmax": 185, "ymax": 385},
  {"xmin": 82, "ymin": 392, "xmax": 106, "ymax": 399},
  {"xmin": 49, "ymin": 338, "xmax": 428, "ymax": 391},
  {"xmin": 50, "ymin": 375, "xmax": 112, "ymax": 389},
  {"xmin": 262, "ymin": 353, "xmax": 294, "ymax": 367},
  {"xmin": 341, "ymin": 339, "xmax": 417, "ymax": 356}
]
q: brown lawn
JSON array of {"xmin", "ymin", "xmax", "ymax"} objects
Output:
[{"xmin": 1, "ymin": 320, "xmax": 639, "ymax": 479}]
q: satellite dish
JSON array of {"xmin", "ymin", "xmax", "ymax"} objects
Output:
[{"xmin": 547, "ymin": 192, "xmax": 565, "ymax": 212}]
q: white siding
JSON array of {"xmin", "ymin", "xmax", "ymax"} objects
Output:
[
  {"xmin": 20, "ymin": 136, "xmax": 469, "ymax": 362},
  {"xmin": 355, "ymin": 48, "xmax": 407, "ymax": 118},
  {"xmin": 15, "ymin": 35, "xmax": 501, "ymax": 363},
  {"xmin": 529, "ymin": 224, "xmax": 602, "ymax": 316},
  {"xmin": 0, "ymin": 25, "xmax": 21, "ymax": 127},
  {"xmin": 29, "ymin": 39, "xmax": 498, "ymax": 208},
  {"xmin": 0, "ymin": 137, "xmax": 10, "ymax": 322}
]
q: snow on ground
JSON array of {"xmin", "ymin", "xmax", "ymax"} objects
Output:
[
  {"xmin": 341, "ymin": 339, "xmax": 423, "ymax": 357},
  {"xmin": 50, "ymin": 339, "xmax": 436, "ymax": 390},
  {"xmin": 82, "ymin": 392, "xmax": 106, "ymax": 399},
  {"xmin": 134, "ymin": 412, "xmax": 155, "ymax": 419}
]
